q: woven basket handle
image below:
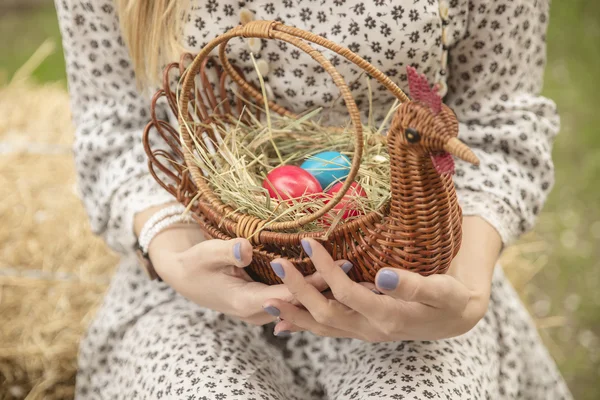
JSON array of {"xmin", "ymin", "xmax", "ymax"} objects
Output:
[{"xmin": 178, "ymin": 21, "xmax": 409, "ymax": 231}]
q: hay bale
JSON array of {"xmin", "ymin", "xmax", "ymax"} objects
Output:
[
  {"xmin": 0, "ymin": 282, "xmax": 108, "ymax": 399},
  {"xmin": 0, "ymin": 80, "xmax": 73, "ymax": 147},
  {"xmin": 0, "ymin": 154, "xmax": 115, "ymax": 275},
  {"xmin": 0, "ymin": 81, "xmax": 118, "ymax": 399}
]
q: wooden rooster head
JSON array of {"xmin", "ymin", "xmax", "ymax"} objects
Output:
[{"xmin": 389, "ymin": 66, "xmax": 480, "ymax": 174}]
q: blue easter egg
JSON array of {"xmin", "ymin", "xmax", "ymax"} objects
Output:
[{"xmin": 300, "ymin": 151, "xmax": 351, "ymax": 189}]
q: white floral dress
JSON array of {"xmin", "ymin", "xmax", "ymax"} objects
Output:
[{"xmin": 55, "ymin": 0, "xmax": 572, "ymax": 398}]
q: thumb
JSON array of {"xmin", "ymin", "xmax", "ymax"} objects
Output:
[
  {"xmin": 375, "ymin": 268, "xmax": 469, "ymax": 311},
  {"xmin": 185, "ymin": 238, "xmax": 253, "ymax": 269}
]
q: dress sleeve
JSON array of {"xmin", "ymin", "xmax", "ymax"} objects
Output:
[
  {"xmin": 55, "ymin": 1, "xmax": 175, "ymax": 253},
  {"xmin": 444, "ymin": 0, "xmax": 559, "ymax": 245}
]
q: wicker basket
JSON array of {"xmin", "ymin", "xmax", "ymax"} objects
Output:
[{"xmin": 143, "ymin": 21, "xmax": 479, "ymax": 285}]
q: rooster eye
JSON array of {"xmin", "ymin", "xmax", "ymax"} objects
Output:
[{"xmin": 405, "ymin": 127, "xmax": 421, "ymax": 143}]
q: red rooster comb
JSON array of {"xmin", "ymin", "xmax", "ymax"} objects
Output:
[{"xmin": 407, "ymin": 66, "xmax": 442, "ymax": 115}]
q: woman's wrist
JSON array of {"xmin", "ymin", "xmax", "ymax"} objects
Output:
[
  {"xmin": 134, "ymin": 203, "xmax": 205, "ymax": 278},
  {"xmin": 449, "ymin": 216, "xmax": 502, "ymax": 297},
  {"xmin": 134, "ymin": 202, "xmax": 203, "ymax": 251},
  {"xmin": 146, "ymin": 224, "xmax": 205, "ymax": 281},
  {"xmin": 134, "ymin": 202, "xmax": 181, "ymax": 237},
  {"xmin": 148, "ymin": 223, "xmax": 205, "ymax": 258}
]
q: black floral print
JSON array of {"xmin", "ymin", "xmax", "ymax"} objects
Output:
[
  {"xmin": 54, "ymin": 0, "xmax": 571, "ymax": 398},
  {"xmin": 77, "ymin": 260, "xmax": 570, "ymax": 399}
]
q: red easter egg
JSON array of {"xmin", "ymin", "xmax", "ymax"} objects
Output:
[
  {"xmin": 325, "ymin": 181, "xmax": 367, "ymax": 220},
  {"xmin": 263, "ymin": 165, "xmax": 323, "ymax": 201}
]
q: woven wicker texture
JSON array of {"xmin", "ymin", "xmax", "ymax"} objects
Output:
[{"xmin": 143, "ymin": 21, "xmax": 480, "ymax": 284}]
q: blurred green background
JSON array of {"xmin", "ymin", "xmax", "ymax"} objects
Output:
[{"xmin": 1, "ymin": 1, "xmax": 598, "ymax": 399}]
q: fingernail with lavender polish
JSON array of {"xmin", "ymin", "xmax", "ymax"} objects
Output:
[
  {"xmin": 376, "ymin": 269, "xmax": 399, "ymax": 291},
  {"xmin": 270, "ymin": 262, "xmax": 285, "ymax": 279},
  {"xmin": 233, "ymin": 242, "xmax": 242, "ymax": 261},
  {"xmin": 301, "ymin": 239, "xmax": 312, "ymax": 257},
  {"xmin": 263, "ymin": 306, "xmax": 280, "ymax": 317},
  {"xmin": 275, "ymin": 330, "xmax": 291, "ymax": 338},
  {"xmin": 341, "ymin": 261, "xmax": 353, "ymax": 274}
]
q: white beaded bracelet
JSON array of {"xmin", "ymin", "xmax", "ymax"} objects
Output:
[
  {"xmin": 137, "ymin": 204, "xmax": 193, "ymax": 254},
  {"xmin": 139, "ymin": 205, "xmax": 186, "ymax": 237},
  {"xmin": 138, "ymin": 213, "xmax": 194, "ymax": 253}
]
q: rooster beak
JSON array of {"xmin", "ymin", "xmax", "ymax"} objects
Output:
[{"xmin": 444, "ymin": 137, "xmax": 480, "ymax": 166}]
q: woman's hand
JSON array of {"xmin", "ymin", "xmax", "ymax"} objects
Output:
[
  {"xmin": 134, "ymin": 204, "xmax": 347, "ymax": 326},
  {"xmin": 149, "ymin": 228, "xmax": 273, "ymax": 325},
  {"xmin": 264, "ymin": 216, "xmax": 502, "ymax": 340}
]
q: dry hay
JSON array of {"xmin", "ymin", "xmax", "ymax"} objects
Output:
[
  {"xmin": 0, "ymin": 73, "xmax": 118, "ymax": 398},
  {"xmin": 0, "ymin": 81, "xmax": 72, "ymax": 148},
  {"xmin": 499, "ymin": 233, "xmax": 567, "ymax": 360},
  {"xmin": 189, "ymin": 109, "xmax": 393, "ymax": 235},
  {"xmin": 0, "ymin": 41, "xmax": 73, "ymax": 148},
  {"xmin": 181, "ymin": 58, "xmax": 396, "ymax": 235}
]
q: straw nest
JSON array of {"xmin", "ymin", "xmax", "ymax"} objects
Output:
[
  {"xmin": 185, "ymin": 56, "xmax": 398, "ymax": 235},
  {"xmin": 191, "ymin": 108, "xmax": 394, "ymax": 234},
  {"xmin": 0, "ymin": 44, "xmax": 118, "ymax": 399}
]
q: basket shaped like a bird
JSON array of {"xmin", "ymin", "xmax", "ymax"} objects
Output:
[
  {"xmin": 143, "ymin": 22, "xmax": 482, "ymax": 284},
  {"xmin": 349, "ymin": 66, "xmax": 481, "ymax": 276}
]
